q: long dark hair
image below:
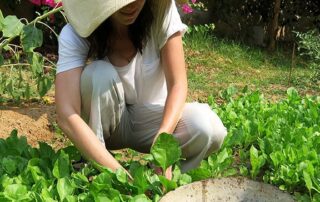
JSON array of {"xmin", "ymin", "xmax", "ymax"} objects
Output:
[{"xmin": 87, "ymin": 0, "xmax": 154, "ymax": 60}]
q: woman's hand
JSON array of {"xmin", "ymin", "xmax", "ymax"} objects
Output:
[
  {"xmin": 164, "ymin": 166, "xmax": 172, "ymax": 180},
  {"xmin": 151, "ymin": 133, "xmax": 173, "ymax": 180},
  {"xmin": 149, "ymin": 162, "xmax": 172, "ymax": 180}
]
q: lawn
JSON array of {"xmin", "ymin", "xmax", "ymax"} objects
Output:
[{"xmin": 184, "ymin": 32, "xmax": 319, "ymax": 103}]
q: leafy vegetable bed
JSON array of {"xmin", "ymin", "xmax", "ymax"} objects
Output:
[
  {"xmin": 0, "ymin": 87, "xmax": 319, "ymax": 201},
  {"xmin": 0, "ymin": 131, "xmax": 190, "ymax": 201},
  {"xmin": 193, "ymin": 87, "xmax": 320, "ymax": 202}
]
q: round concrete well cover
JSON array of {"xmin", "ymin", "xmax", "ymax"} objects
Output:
[{"xmin": 160, "ymin": 177, "xmax": 295, "ymax": 202}]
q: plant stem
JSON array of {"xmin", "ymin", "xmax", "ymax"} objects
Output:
[
  {"xmin": 288, "ymin": 43, "xmax": 296, "ymax": 86},
  {"xmin": 30, "ymin": 7, "xmax": 63, "ymax": 25}
]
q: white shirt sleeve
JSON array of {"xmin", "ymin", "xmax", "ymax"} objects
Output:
[
  {"xmin": 158, "ymin": 0, "xmax": 188, "ymax": 49},
  {"xmin": 56, "ymin": 24, "xmax": 90, "ymax": 74}
]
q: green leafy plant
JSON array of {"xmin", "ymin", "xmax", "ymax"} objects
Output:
[
  {"xmin": 0, "ymin": 130, "xmax": 185, "ymax": 201},
  {"xmin": 150, "ymin": 133, "xmax": 182, "ymax": 172},
  {"xmin": 0, "ymin": 7, "xmax": 63, "ymax": 101},
  {"xmin": 207, "ymin": 86, "xmax": 320, "ymax": 201},
  {"xmin": 187, "ymin": 23, "xmax": 215, "ymax": 36}
]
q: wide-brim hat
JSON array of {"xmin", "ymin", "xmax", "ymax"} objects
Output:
[{"xmin": 62, "ymin": 0, "xmax": 136, "ymax": 37}]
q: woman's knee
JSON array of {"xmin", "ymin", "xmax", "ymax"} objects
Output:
[
  {"xmin": 82, "ymin": 60, "xmax": 118, "ymax": 85},
  {"xmin": 183, "ymin": 103, "xmax": 227, "ymax": 154},
  {"xmin": 80, "ymin": 60, "xmax": 124, "ymax": 116},
  {"xmin": 208, "ymin": 124, "xmax": 227, "ymax": 154},
  {"xmin": 81, "ymin": 60, "xmax": 121, "ymax": 95},
  {"xmin": 198, "ymin": 116, "xmax": 227, "ymax": 153}
]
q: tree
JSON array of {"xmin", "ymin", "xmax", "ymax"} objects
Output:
[{"xmin": 267, "ymin": 0, "xmax": 281, "ymax": 51}]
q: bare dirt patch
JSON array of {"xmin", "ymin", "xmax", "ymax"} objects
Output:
[{"xmin": 0, "ymin": 103, "xmax": 66, "ymax": 149}]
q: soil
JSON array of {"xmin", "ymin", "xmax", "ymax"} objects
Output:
[{"xmin": 0, "ymin": 101, "xmax": 67, "ymax": 149}]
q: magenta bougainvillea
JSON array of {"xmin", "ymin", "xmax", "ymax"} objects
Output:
[
  {"xmin": 29, "ymin": 0, "xmax": 62, "ymax": 8},
  {"xmin": 28, "ymin": 0, "xmax": 62, "ymax": 23},
  {"xmin": 181, "ymin": 0, "xmax": 197, "ymax": 14}
]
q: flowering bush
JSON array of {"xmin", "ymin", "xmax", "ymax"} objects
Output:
[
  {"xmin": 28, "ymin": 0, "xmax": 62, "ymax": 23},
  {"xmin": 29, "ymin": 0, "xmax": 62, "ymax": 8},
  {"xmin": 179, "ymin": 0, "xmax": 215, "ymax": 41},
  {"xmin": 181, "ymin": 0, "xmax": 197, "ymax": 14}
]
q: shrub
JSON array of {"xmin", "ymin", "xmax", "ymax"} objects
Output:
[{"xmin": 295, "ymin": 29, "xmax": 320, "ymax": 82}]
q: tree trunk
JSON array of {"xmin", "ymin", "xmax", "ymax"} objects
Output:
[{"xmin": 267, "ymin": 0, "xmax": 281, "ymax": 51}]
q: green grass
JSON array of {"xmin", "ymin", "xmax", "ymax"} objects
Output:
[{"xmin": 184, "ymin": 32, "xmax": 320, "ymax": 102}]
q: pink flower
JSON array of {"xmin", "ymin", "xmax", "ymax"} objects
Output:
[
  {"xmin": 56, "ymin": 2, "xmax": 62, "ymax": 7},
  {"xmin": 29, "ymin": 0, "xmax": 62, "ymax": 8},
  {"xmin": 182, "ymin": 4, "xmax": 193, "ymax": 14},
  {"xmin": 191, "ymin": 0, "xmax": 197, "ymax": 3},
  {"xmin": 43, "ymin": 0, "xmax": 56, "ymax": 7}
]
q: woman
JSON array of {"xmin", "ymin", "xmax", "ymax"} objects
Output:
[{"xmin": 55, "ymin": 0, "xmax": 227, "ymax": 178}]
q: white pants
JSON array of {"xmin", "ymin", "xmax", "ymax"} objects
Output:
[{"xmin": 80, "ymin": 60, "xmax": 227, "ymax": 172}]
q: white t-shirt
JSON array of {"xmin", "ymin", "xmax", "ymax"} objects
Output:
[{"xmin": 56, "ymin": 0, "xmax": 187, "ymax": 105}]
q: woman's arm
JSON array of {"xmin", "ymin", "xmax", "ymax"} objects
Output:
[
  {"xmin": 55, "ymin": 68, "xmax": 123, "ymax": 171},
  {"xmin": 152, "ymin": 31, "xmax": 187, "ymax": 180},
  {"xmin": 156, "ymin": 31, "xmax": 187, "ymax": 139}
]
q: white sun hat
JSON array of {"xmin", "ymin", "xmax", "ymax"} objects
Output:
[{"xmin": 62, "ymin": 0, "xmax": 136, "ymax": 37}]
